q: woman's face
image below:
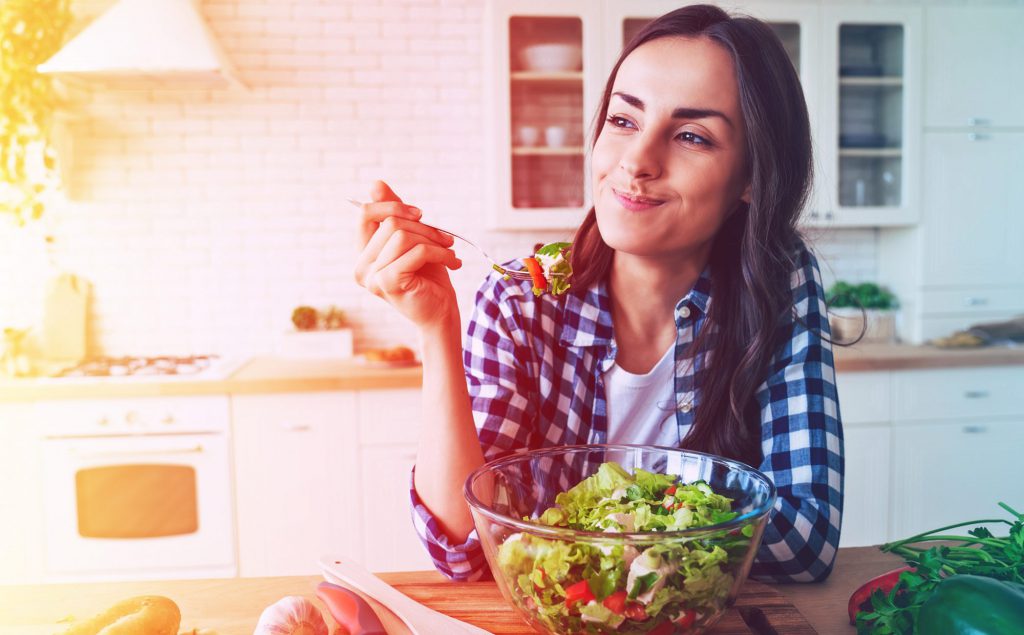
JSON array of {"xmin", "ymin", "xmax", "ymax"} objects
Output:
[{"xmin": 591, "ymin": 36, "xmax": 750, "ymax": 263}]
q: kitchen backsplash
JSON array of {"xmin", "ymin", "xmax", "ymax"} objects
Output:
[{"xmin": 0, "ymin": 0, "xmax": 880, "ymax": 357}]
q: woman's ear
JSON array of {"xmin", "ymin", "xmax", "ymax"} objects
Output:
[{"xmin": 740, "ymin": 183, "xmax": 751, "ymax": 204}]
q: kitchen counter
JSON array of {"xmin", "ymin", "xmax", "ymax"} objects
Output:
[
  {"xmin": 0, "ymin": 356, "xmax": 422, "ymax": 401},
  {"xmin": 832, "ymin": 341, "xmax": 1024, "ymax": 371},
  {"xmin": 0, "ymin": 546, "xmax": 902, "ymax": 634},
  {"xmin": 1, "ymin": 344, "xmax": 1022, "ymax": 401}
]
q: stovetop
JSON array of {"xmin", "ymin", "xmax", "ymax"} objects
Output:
[{"xmin": 53, "ymin": 355, "xmax": 226, "ymax": 378}]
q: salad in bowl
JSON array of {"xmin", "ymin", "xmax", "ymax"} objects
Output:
[{"xmin": 463, "ymin": 445, "xmax": 776, "ymax": 634}]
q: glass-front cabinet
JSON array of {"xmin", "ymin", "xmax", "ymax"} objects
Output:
[
  {"xmin": 486, "ymin": 2, "xmax": 921, "ymax": 229},
  {"xmin": 818, "ymin": 6, "xmax": 922, "ymax": 226},
  {"xmin": 485, "ymin": 1, "xmax": 602, "ymax": 229}
]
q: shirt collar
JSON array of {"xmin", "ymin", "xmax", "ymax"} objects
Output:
[{"xmin": 559, "ymin": 264, "xmax": 713, "ymax": 349}]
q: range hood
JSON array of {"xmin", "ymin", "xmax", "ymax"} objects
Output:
[{"xmin": 38, "ymin": 0, "xmax": 245, "ymax": 89}]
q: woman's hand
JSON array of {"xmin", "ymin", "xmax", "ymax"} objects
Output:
[{"xmin": 354, "ymin": 180, "xmax": 462, "ymax": 330}]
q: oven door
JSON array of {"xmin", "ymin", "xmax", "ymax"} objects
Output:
[{"xmin": 41, "ymin": 432, "xmax": 235, "ymax": 580}]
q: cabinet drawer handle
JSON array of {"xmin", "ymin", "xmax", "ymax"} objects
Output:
[
  {"xmin": 283, "ymin": 423, "xmax": 311, "ymax": 431},
  {"xmin": 963, "ymin": 390, "xmax": 990, "ymax": 399},
  {"xmin": 962, "ymin": 425, "xmax": 987, "ymax": 434},
  {"xmin": 966, "ymin": 117, "xmax": 991, "ymax": 126},
  {"xmin": 967, "ymin": 132, "xmax": 990, "ymax": 142},
  {"xmin": 964, "ymin": 296, "xmax": 989, "ymax": 307}
]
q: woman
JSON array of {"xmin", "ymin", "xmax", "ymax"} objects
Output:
[{"xmin": 354, "ymin": 4, "xmax": 842, "ymax": 583}]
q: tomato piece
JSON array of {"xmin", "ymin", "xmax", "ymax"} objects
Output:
[
  {"xmin": 564, "ymin": 579, "xmax": 595, "ymax": 609},
  {"xmin": 664, "ymin": 485, "xmax": 677, "ymax": 495},
  {"xmin": 523, "ymin": 257, "xmax": 548, "ymax": 292},
  {"xmin": 624, "ymin": 602, "xmax": 648, "ymax": 621},
  {"xmin": 675, "ymin": 608, "xmax": 697, "ymax": 629},
  {"xmin": 602, "ymin": 590, "xmax": 628, "ymax": 614}
]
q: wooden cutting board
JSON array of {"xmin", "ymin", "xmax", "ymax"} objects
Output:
[
  {"xmin": 374, "ymin": 574, "xmax": 817, "ymax": 634},
  {"xmin": 0, "ymin": 573, "xmax": 816, "ymax": 635}
]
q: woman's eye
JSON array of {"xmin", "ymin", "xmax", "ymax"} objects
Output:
[
  {"xmin": 678, "ymin": 131, "xmax": 710, "ymax": 146},
  {"xmin": 606, "ymin": 115, "xmax": 635, "ymax": 130}
]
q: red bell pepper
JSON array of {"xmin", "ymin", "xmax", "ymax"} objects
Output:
[
  {"xmin": 847, "ymin": 566, "xmax": 914, "ymax": 624},
  {"xmin": 523, "ymin": 257, "xmax": 547, "ymax": 292}
]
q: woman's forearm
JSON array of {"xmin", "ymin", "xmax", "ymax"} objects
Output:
[{"xmin": 413, "ymin": 313, "xmax": 485, "ymax": 544}]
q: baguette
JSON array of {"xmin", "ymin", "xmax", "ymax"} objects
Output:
[{"xmin": 61, "ymin": 595, "xmax": 180, "ymax": 635}]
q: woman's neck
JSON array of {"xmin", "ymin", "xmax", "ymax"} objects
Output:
[{"xmin": 607, "ymin": 249, "xmax": 709, "ymax": 373}]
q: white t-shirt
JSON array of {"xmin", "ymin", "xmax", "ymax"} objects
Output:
[{"xmin": 605, "ymin": 344, "xmax": 688, "ymax": 446}]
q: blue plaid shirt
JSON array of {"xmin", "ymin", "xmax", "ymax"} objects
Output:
[{"xmin": 410, "ymin": 240, "xmax": 844, "ymax": 583}]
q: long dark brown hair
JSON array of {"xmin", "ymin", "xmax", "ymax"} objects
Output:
[{"xmin": 570, "ymin": 5, "xmax": 814, "ymax": 467}]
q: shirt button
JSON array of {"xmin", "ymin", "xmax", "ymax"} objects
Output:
[
  {"xmin": 677, "ymin": 306, "xmax": 691, "ymax": 319},
  {"xmin": 679, "ymin": 402, "xmax": 692, "ymax": 413}
]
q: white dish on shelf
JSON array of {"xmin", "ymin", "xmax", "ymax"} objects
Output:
[{"xmin": 519, "ymin": 43, "xmax": 581, "ymax": 72}]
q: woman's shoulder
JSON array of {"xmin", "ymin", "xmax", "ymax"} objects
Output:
[{"xmin": 786, "ymin": 237, "xmax": 826, "ymax": 298}]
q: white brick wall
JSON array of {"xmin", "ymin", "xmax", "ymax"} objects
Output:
[{"xmin": 0, "ymin": 0, "xmax": 884, "ymax": 358}]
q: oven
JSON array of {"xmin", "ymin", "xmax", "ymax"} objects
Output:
[{"xmin": 37, "ymin": 394, "xmax": 237, "ymax": 582}]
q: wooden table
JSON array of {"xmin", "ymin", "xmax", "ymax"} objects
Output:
[{"xmin": 0, "ymin": 547, "xmax": 904, "ymax": 635}]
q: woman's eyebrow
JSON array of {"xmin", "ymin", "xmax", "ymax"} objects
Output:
[{"xmin": 611, "ymin": 91, "xmax": 733, "ymax": 129}]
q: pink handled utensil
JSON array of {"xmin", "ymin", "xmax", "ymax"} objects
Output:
[
  {"xmin": 319, "ymin": 554, "xmax": 494, "ymax": 635},
  {"xmin": 316, "ymin": 581, "xmax": 388, "ymax": 635}
]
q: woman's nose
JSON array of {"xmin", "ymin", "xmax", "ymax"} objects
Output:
[{"xmin": 618, "ymin": 135, "xmax": 661, "ymax": 180}]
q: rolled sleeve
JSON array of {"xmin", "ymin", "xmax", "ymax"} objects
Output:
[{"xmin": 749, "ymin": 247, "xmax": 844, "ymax": 583}]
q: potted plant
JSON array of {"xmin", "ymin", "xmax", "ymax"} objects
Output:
[
  {"xmin": 826, "ymin": 281, "xmax": 898, "ymax": 344},
  {"xmin": 276, "ymin": 305, "xmax": 354, "ymax": 358}
]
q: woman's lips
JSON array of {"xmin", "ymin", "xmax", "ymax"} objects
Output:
[{"xmin": 612, "ymin": 189, "xmax": 664, "ymax": 212}]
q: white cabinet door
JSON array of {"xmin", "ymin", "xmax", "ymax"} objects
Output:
[
  {"xmin": 920, "ymin": 132, "xmax": 1024, "ymax": 288},
  {"xmin": 0, "ymin": 403, "xmax": 40, "ymax": 584},
  {"xmin": 359, "ymin": 445, "xmax": 436, "ymax": 572},
  {"xmin": 232, "ymin": 392, "xmax": 361, "ymax": 577},
  {"xmin": 357, "ymin": 389, "xmax": 434, "ymax": 572},
  {"xmin": 890, "ymin": 419, "xmax": 1024, "ymax": 539},
  {"xmin": 841, "ymin": 425, "xmax": 890, "ymax": 547},
  {"xmin": 924, "ymin": 7, "xmax": 1024, "ymax": 129}
]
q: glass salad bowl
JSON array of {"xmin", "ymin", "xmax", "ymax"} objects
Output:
[{"xmin": 463, "ymin": 445, "xmax": 776, "ymax": 634}]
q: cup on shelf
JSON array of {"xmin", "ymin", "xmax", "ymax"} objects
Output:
[
  {"xmin": 517, "ymin": 125, "xmax": 540, "ymax": 147},
  {"xmin": 544, "ymin": 125, "xmax": 567, "ymax": 148}
]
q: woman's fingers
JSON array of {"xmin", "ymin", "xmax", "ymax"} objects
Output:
[
  {"xmin": 373, "ymin": 240, "xmax": 462, "ymax": 297},
  {"xmin": 355, "ymin": 217, "xmax": 454, "ymax": 288},
  {"xmin": 358, "ymin": 200, "xmax": 421, "ymax": 247}
]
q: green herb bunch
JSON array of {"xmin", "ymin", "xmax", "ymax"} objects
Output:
[
  {"xmin": 827, "ymin": 281, "xmax": 898, "ymax": 310},
  {"xmin": 855, "ymin": 502, "xmax": 1024, "ymax": 634},
  {"xmin": 1, "ymin": 0, "xmax": 72, "ymax": 224}
]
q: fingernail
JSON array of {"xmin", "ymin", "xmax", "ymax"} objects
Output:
[{"xmin": 408, "ymin": 206, "xmax": 422, "ymax": 218}]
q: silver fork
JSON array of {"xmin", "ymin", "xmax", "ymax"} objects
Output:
[{"xmin": 347, "ymin": 198, "xmax": 559, "ymax": 281}]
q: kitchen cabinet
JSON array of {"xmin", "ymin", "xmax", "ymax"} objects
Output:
[
  {"xmin": 923, "ymin": 6, "xmax": 1024, "ymax": 130},
  {"xmin": 356, "ymin": 389, "xmax": 435, "ymax": 573},
  {"xmin": 232, "ymin": 388, "xmax": 433, "ymax": 577},
  {"xmin": 890, "ymin": 419, "xmax": 1024, "ymax": 538},
  {"xmin": 613, "ymin": 4, "xmax": 922, "ymax": 227},
  {"xmin": 484, "ymin": 0, "xmax": 603, "ymax": 229},
  {"xmin": 490, "ymin": 1, "xmax": 922, "ymax": 230},
  {"xmin": 232, "ymin": 392, "xmax": 362, "ymax": 577},
  {"xmin": 835, "ymin": 372, "xmax": 891, "ymax": 548},
  {"xmin": 889, "ymin": 367, "xmax": 1024, "ymax": 538},
  {"xmin": 0, "ymin": 403, "xmax": 42, "ymax": 584},
  {"xmin": 918, "ymin": 132, "xmax": 1024, "ymax": 298},
  {"xmin": 880, "ymin": 5, "xmax": 1024, "ymax": 344}
]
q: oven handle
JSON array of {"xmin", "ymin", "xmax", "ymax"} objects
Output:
[{"xmin": 69, "ymin": 444, "xmax": 205, "ymax": 459}]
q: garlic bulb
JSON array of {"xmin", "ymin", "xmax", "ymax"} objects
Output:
[{"xmin": 253, "ymin": 596, "xmax": 329, "ymax": 635}]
